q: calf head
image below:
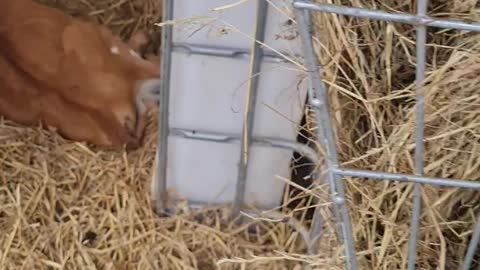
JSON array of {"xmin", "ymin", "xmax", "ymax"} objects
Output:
[
  {"xmin": 99, "ymin": 28, "xmax": 162, "ymax": 145},
  {"xmin": 61, "ymin": 22, "xmax": 161, "ymax": 149}
]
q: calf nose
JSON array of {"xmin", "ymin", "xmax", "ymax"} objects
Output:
[
  {"xmin": 125, "ymin": 138, "xmax": 141, "ymax": 151},
  {"xmin": 136, "ymin": 78, "xmax": 161, "ymax": 114}
]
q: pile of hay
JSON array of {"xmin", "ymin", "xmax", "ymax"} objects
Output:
[
  {"xmin": 311, "ymin": 0, "xmax": 480, "ymax": 268},
  {"xmin": 1, "ymin": 0, "xmax": 479, "ymax": 269},
  {"xmin": 0, "ymin": 114, "xmax": 322, "ymax": 269}
]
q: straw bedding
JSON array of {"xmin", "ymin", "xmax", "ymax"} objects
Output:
[
  {"xmin": 0, "ymin": 0, "xmax": 479, "ymax": 269},
  {"xmin": 311, "ymin": 0, "xmax": 480, "ymax": 268}
]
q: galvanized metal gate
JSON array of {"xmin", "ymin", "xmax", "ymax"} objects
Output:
[{"xmin": 154, "ymin": 0, "xmax": 480, "ymax": 269}]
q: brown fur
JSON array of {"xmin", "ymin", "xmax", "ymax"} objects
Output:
[{"xmin": 0, "ymin": 0, "xmax": 160, "ymax": 149}]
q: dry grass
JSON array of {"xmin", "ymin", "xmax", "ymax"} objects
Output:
[
  {"xmin": 0, "ymin": 113, "xmax": 324, "ymax": 270},
  {"xmin": 310, "ymin": 0, "xmax": 480, "ymax": 268},
  {"xmin": 1, "ymin": 0, "xmax": 480, "ymax": 269}
]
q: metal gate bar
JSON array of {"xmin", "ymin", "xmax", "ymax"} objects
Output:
[
  {"xmin": 172, "ymin": 43, "xmax": 294, "ymax": 63},
  {"xmin": 462, "ymin": 216, "xmax": 480, "ymax": 270},
  {"xmin": 156, "ymin": 0, "xmax": 173, "ymax": 214},
  {"xmin": 294, "ymin": 7, "xmax": 358, "ymax": 269},
  {"xmin": 335, "ymin": 168, "xmax": 480, "ymax": 189},
  {"xmin": 410, "ymin": 0, "xmax": 428, "ymax": 268},
  {"xmin": 232, "ymin": 0, "xmax": 268, "ymax": 218},
  {"xmin": 293, "ymin": 0, "xmax": 480, "ymax": 269},
  {"xmin": 293, "ymin": 1, "xmax": 480, "ymax": 32},
  {"xmin": 169, "ymin": 128, "xmax": 320, "ymax": 164}
]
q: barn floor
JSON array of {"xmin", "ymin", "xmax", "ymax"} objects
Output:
[{"xmin": 0, "ymin": 111, "xmax": 329, "ymax": 269}]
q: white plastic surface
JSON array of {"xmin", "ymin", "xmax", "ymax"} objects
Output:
[
  {"xmin": 154, "ymin": 0, "xmax": 308, "ymax": 210},
  {"xmin": 164, "ymin": 137, "xmax": 294, "ymax": 207},
  {"xmin": 169, "ymin": 52, "xmax": 306, "ymax": 140},
  {"xmin": 172, "ymin": 0, "xmax": 300, "ymax": 55}
]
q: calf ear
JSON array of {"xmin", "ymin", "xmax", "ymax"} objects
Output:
[
  {"xmin": 128, "ymin": 31, "xmax": 149, "ymax": 53},
  {"xmin": 97, "ymin": 27, "xmax": 160, "ymax": 78}
]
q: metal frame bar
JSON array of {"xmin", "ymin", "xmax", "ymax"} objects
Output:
[
  {"xmin": 170, "ymin": 128, "xmax": 320, "ymax": 164},
  {"xmin": 334, "ymin": 168, "xmax": 480, "ymax": 189},
  {"xmin": 293, "ymin": 1, "xmax": 480, "ymax": 33},
  {"xmin": 293, "ymin": 0, "xmax": 480, "ymax": 269},
  {"xmin": 231, "ymin": 0, "xmax": 269, "ymax": 218},
  {"xmin": 408, "ymin": 0, "xmax": 429, "ymax": 268},
  {"xmin": 172, "ymin": 42, "xmax": 298, "ymax": 63},
  {"xmin": 294, "ymin": 7, "xmax": 357, "ymax": 269},
  {"xmin": 156, "ymin": 0, "xmax": 173, "ymax": 214},
  {"xmin": 462, "ymin": 216, "xmax": 480, "ymax": 270}
]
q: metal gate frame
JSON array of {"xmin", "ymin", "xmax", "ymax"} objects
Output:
[
  {"xmin": 154, "ymin": 0, "xmax": 480, "ymax": 269},
  {"xmin": 293, "ymin": 0, "xmax": 480, "ymax": 269}
]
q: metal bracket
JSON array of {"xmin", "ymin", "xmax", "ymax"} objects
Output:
[{"xmin": 172, "ymin": 42, "xmax": 299, "ymax": 64}]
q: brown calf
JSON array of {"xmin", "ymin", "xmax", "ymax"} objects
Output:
[{"xmin": 0, "ymin": 0, "xmax": 160, "ymax": 149}]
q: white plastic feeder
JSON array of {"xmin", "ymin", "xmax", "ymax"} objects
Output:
[{"xmin": 152, "ymin": 0, "xmax": 308, "ymax": 210}]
